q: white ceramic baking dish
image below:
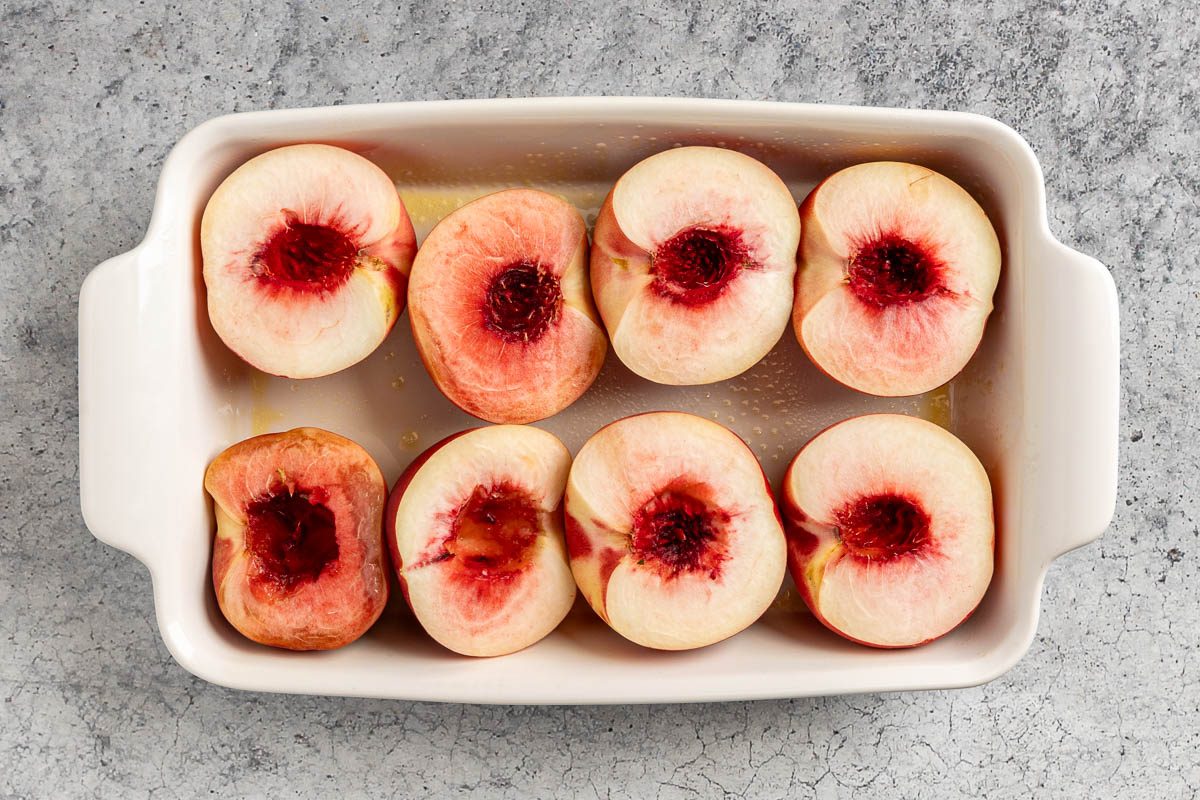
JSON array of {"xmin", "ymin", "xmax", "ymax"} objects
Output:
[{"xmin": 78, "ymin": 97, "xmax": 1119, "ymax": 704}]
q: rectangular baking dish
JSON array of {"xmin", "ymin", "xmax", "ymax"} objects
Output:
[{"xmin": 78, "ymin": 97, "xmax": 1119, "ymax": 704}]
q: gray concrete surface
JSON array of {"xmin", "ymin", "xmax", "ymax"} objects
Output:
[{"xmin": 2, "ymin": 0, "xmax": 1196, "ymax": 797}]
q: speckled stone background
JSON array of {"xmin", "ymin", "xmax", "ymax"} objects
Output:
[{"xmin": 1, "ymin": 0, "xmax": 1195, "ymax": 796}]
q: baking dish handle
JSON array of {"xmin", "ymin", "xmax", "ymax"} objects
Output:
[
  {"xmin": 1028, "ymin": 239, "xmax": 1120, "ymax": 563},
  {"xmin": 79, "ymin": 245, "xmax": 160, "ymax": 567}
]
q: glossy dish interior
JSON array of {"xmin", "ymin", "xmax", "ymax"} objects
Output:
[{"xmin": 78, "ymin": 98, "xmax": 1119, "ymax": 703}]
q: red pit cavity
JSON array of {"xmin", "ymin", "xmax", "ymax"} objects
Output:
[
  {"xmin": 484, "ymin": 262, "xmax": 563, "ymax": 343},
  {"xmin": 246, "ymin": 487, "xmax": 340, "ymax": 591},
  {"xmin": 448, "ymin": 484, "xmax": 539, "ymax": 576},
  {"xmin": 835, "ymin": 493, "xmax": 931, "ymax": 561},
  {"xmin": 652, "ymin": 226, "xmax": 749, "ymax": 305},
  {"xmin": 253, "ymin": 215, "xmax": 358, "ymax": 293},
  {"xmin": 847, "ymin": 232, "xmax": 945, "ymax": 309},
  {"xmin": 631, "ymin": 488, "xmax": 729, "ymax": 579}
]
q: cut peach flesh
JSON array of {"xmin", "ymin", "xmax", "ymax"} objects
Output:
[
  {"xmin": 794, "ymin": 161, "xmax": 1001, "ymax": 396},
  {"xmin": 204, "ymin": 427, "xmax": 389, "ymax": 650},
  {"xmin": 202, "ymin": 143, "xmax": 416, "ymax": 379},
  {"xmin": 783, "ymin": 414, "xmax": 994, "ymax": 647},
  {"xmin": 590, "ymin": 146, "xmax": 801, "ymax": 385},
  {"xmin": 565, "ymin": 412, "xmax": 786, "ymax": 650},
  {"xmin": 388, "ymin": 425, "xmax": 576, "ymax": 657},
  {"xmin": 244, "ymin": 488, "xmax": 340, "ymax": 592},
  {"xmin": 407, "ymin": 188, "xmax": 606, "ymax": 424}
]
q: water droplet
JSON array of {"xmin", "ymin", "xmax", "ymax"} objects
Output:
[
  {"xmin": 391, "ymin": 376, "xmax": 406, "ymax": 390},
  {"xmin": 400, "ymin": 431, "xmax": 420, "ymax": 448}
]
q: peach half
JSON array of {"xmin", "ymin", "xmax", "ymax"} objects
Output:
[
  {"xmin": 794, "ymin": 161, "xmax": 1001, "ymax": 396},
  {"xmin": 202, "ymin": 144, "xmax": 416, "ymax": 379},
  {"xmin": 590, "ymin": 146, "xmax": 801, "ymax": 385},
  {"xmin": 565, "ymin": 412, "xmax": 786, "ymax": 650},
  {"xmin": 387, "ymin": 425, "xmax": 576, "ymax": 657},
  {"xmin": 407, "ymin": 189, "xmax": 606, "ymax": 424},
  {"xmin": 204, "ymin": 427, "xmax": 389, "ymax": 650},
  {"xmin": 782, "ymin": 414, "xmax": 994, "ymax": 648}
]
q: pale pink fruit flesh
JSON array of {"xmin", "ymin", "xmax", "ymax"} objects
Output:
[
  {"xmin": 794, "ymin": 161, "xmax": 1001, "ymax": 396},
  {"xmin": 388, "ymin": 425, "xmax": 576, "ymax": 657},
  {"xmin": 565, "ymin": 412, "xmax": 786, "ymax": 650},
  {"xmin": 202, "ymin": 143, "xmax": 416, "ymax": 379},
  {"xmin": 590, "ymin": 146, "xmax": 801, "ymax": 385},
  {"xmin": 782, "ymin": 414, "xmax": 994, "ymax": 648},
  {"xmin": 407, "ymin": 188, "xmax": 606, "ymax": 424},
  {"xmin": 204, "ymin": 427, "xmax": 389, "ymax": 650}
]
